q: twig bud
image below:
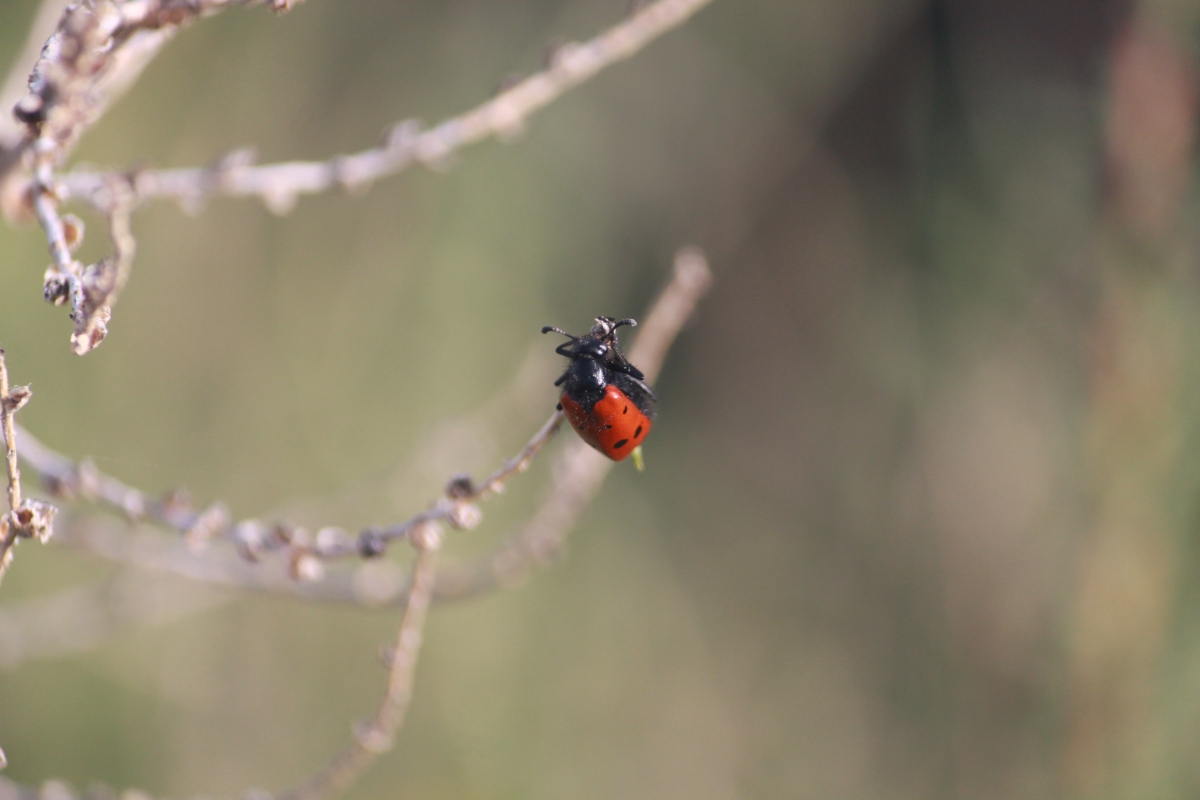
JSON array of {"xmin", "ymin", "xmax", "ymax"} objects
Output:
[
  {"xmin": 408, "ymin": 520, "xmax": 443, "ymax": 552},
  {"xmin": 1, "ymin": 385, "xmax": 31, "ymax": 414},
  {"xmin": 447, "ymin": 501, "xmax": 481, "ymax": 530},
  {"xmin": 358, "ymin": 527, "xmax": 387, "ymax": 558},
  {"xmin": 61, "ymin": 214, "xmax": 85, "ymax": 252},
  {"xmin": 43, "ymin": 270, "xmax": 70, "ymax": 306},
  {"xmin": 289, "ymin": 550, "xmax": 324, "ymax": 582},
  {"xmin": 315, "ymin": 526, "xmax": 349, "ymax": 554},
  {"xmin": 234, "ymin": 519, "xmax": 269, "ymax": 561},
  {"xmin": 184, "ymin": 503, "xmax": 229, "ymax": 552},
  {"xmin": 444, "ymin": 473, "xmax": 474, "ymax": 498},
  {"xmin": 12, "ymin": 499, "xmax": 58, "ymax": 543}
]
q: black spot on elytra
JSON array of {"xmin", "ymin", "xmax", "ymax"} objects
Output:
[
  {"xmin": 604, "ymin": 424, "xmax": 612, "ymax": 429},
  {"xmin": 623, "ymin": 406, "xmax": 628, "ymax": 414},
  {"xmin": 614, "ymin": 438, "xmax": 629, "ymax": 449},
  {"xmin": 634, "ymin": 425, "xmax": 642, "ymax": 438}
]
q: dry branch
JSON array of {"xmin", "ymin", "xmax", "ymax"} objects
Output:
[
  {"xmin": 56, "ymin": 0, "xmax": 716, "ymax": 215},
  {"xmin": 0, "ymin": 350, "xmax": 58, "ymax": 587}
]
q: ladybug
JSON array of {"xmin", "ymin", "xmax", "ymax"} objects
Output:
[{"xmin": 543, "ymin": 316, "xmax": 657, "ymax": 461}]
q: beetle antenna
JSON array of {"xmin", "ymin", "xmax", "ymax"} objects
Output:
[
  {"xmin": 613, "ymin": 318, "xmax": 637, "ymax": 330},
  {"xmin": 542, "ymin": 326, "xmax": 576, "ymax": 339}
]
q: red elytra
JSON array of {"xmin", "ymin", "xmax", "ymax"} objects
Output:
[{"xmin": 559, "ymin": 384, "xmax": 652, "ymax": 461}]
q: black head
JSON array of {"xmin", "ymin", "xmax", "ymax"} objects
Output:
[{"xmin": 542, "ymin": 316, "xmax": 644, "ymax": 383}]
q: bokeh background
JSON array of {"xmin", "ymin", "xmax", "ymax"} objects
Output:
[{"xmin": 2, "ymin": 0, "xmax": 1200, "ymax": 797}]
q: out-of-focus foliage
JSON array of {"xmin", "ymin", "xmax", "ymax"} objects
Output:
[{"xmin": 3, "ymin": 0, "xmax": 1200, "ymax": 797}]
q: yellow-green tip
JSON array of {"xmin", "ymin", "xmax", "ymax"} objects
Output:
[{"xmin": 631, "ymin": 445, "xmax": 645, "ymax": 472}]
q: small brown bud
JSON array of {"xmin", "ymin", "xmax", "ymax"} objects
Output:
[
  {"xmin": 61, "ymin": 214, "xmax": 84, "ymax": 252},
  {"xmin": 2, "ymin": 384, "xmax": 31, "ymax": 414},
  {"xmin": 445, "ymin": 473, "xmax": 474, "ymax": 498}
]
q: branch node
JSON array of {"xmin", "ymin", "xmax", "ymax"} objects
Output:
[
  {"xmin": 233, "ymin": 518, "xmax": 269, "ymax": 561},
  {"xmin": 446, "ymin": 501, "xmax": 481, "ymax": 531},
  {"xmin": 444, "ymin": 473, "xmax": 474, "ymax": 499},
  {"xmin": 183, "ymin": 502, "xmax": 230, "ymax": 552},
  {"xmin": 60, "ymin": 213, "xmax": 84, "ymax": 252},
  {"xmin": 408, "ymin": 520, "xmax": 443, "ymax": 552},
  {"xmin": 357, "ymin": 527, "xmax": 387, "ymax": 559},
  {"xmin": 315, "ymin": 526, "xmax": 350, "ymax": 555},
  {"xmin": 289, "ymin": 548, "xmax": 325, "ymax": 583},
  {"xmin": 11, "ymin": 499, "xmax": 57, "ymax": 543},
  {"xmin": 1, "ymin": 386, "xmax": 31, "ymax": 415}
]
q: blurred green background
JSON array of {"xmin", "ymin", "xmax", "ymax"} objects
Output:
[{"xmin": 4, "ymin": 0, "xmax": 1200, "ymax": 797}]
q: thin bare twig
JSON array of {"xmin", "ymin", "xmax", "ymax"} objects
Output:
[
  {"xmin": 0, "ymin": 351, "xmax": 59, "ymax": 588},
  {"xmin": 0, "ymin": 351, "xmax": 26, "ymax": 584},
  {"xmin": 16, "ymin": 407, "xmax": 563, "ymax": 570},
  {"xmin": 0, "ymin": 353, "xmax": 22, "ymax": 520},
  {"xmin": 57, "ymin": 0, "xmax": 716, "ymax": 216},
  {"xmin": 277, "ymin": 527, "xmax": 440, "ymax": 800}
]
